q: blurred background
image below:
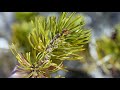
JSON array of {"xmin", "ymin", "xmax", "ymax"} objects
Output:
[{"xmin": 1, "ymin": 12, "xmax": 120, "ymax": 78}]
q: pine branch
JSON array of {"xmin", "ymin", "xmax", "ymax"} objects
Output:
[{"xmin": 9, "ymin": 12, "xmax": 91, "ymax": 78}]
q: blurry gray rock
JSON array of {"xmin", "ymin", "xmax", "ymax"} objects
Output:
[
  {"xmin": 0, "ymin": 49, "xmax": 16, "ymax": 78},
  {"xmin": 0, "ymin": 38, "xmax": 9, "ymax": 49},
  {"xmin": 0, "ymin": 12, "xmax": 14, "ymax": 40}
]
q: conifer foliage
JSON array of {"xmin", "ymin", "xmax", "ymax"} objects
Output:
[
  {"xmin": 9, "ymin": 12, "xmax": 91, "ymax": 78},
  {"xmin": 96, "ymin": 24, "xmax": 120, "ymax": 76}
]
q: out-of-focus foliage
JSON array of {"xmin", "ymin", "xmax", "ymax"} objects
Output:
[
  {"xmin": 96, "ymin": 24, "xmax": 120, "ymax": 77},
  {"xmin": 11, "ymin": 12, "xmax": 39, "ymax": 52},
  {"xmin": 11, "ymin": 22, "xmax": 33, "ymax": 52},
  {"xmin": 15, "ymin": 12, "xmax": 39, "ymax": 22},
  {"xmin": 10, "ymin": 12, "xmax": 91, "ymax": 78}
]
